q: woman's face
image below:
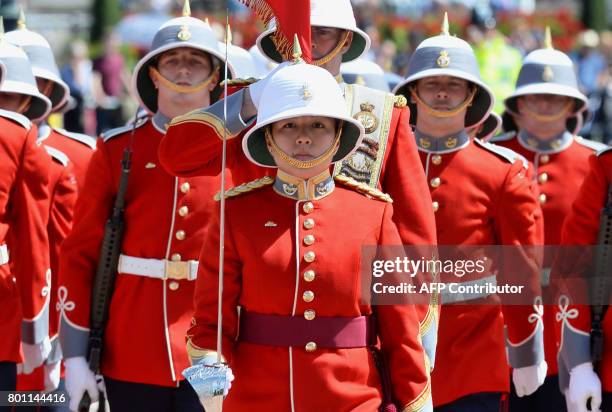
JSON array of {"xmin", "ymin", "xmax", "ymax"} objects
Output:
[{"xmin": 268, "ymin": 115, "xmax": 338, "ymax": 178}]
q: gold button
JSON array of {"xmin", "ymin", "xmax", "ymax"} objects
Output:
[
  {"xmin": 303, "ymin": 290, "xmax": 314, "ymax": 302},
  {"xmin": 432, "ymin": 201, "xmax": 439, "ymax": 212},
  {"xmin": 539, "ymin": 193, "xmax": 547, "ymax": 204},
  {"xmin": 303, "ymin": 202, "xmax": 314, "ymax": 214},
  {"xmin": 180, "ymin": 182, "xmax": 191, "ymax": 193},
  {"xmin": 169, "ymin": 281, "xmax": 179, "ymax": 291},
  {"xmin": 171, "ymin": 253, "xmax": 182, "ymax": 262},
  {"xmin": 303, "ymin": 270, "xmax": 316, "ymax": 282},
  {"xmin": 305, "ymin": 341, "xmax": 317, "ymax": 352},
  {"xmin": 538, "ymin": 173, "xmax": 548, "ymax": 184},
  {"xmin": 432, "ymin": 155, "xmax": 442, "ymax": 165},
  {"xmin": 178, "ymin": 206, "xmax": 189, "ymax": 217},
  {"xmin": 176, "ymin": 230, "xmax": 186, "ymax": 240},
  {"xmin": 304, "ymin": 218, "xmax": 315, "ymax": 230},
  {"xmin": 303, "ymin": 235, "xmax": 315, "ymax": 246},
  {"xmin": 540, "ymin": 155, "xmax": 550, "ymax": 164},
  {"xmin": 430, "ymin": 177, "xmax": 441, "ymax": 188},
  {"xmin": 304, "ymin": 251, "xmax": 316, "ymax": 263},
  {"xmin": 304, "ymin": 309, "xmax": 316, "ymax": 320}
]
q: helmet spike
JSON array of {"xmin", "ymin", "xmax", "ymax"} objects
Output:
[
  {"xmin": 544, "ymin": 26, "xmax": 554, "ymax": 50},
  {"xmin": 292, "ymin": 34, "xmax": 303, "ymax": 63},
  {"xmin": 441, "ymin": 12, "xmax": 450, "ymax": 36},
  {"xmin": 182, "ymin": 0, "xmax": 191, "ymax": 17},
  {"xmin": 17, "ymin": 6, "xmax": 26, "ymax": 30}
]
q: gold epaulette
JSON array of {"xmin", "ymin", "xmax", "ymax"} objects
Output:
[
  {"xmin": 219, "ymin": 77, "xmax": 259, "ymax": 88},
  {"xmin": 394, "ymin": 95, "xmax": 407, "ymax": 108},
  {"xmin": 334, "ymin": 174, "xmax": 393, "ymax": 203},
  {"xmin": 214, "ymin": 176, "xmax": 274, "ymax": 201}
]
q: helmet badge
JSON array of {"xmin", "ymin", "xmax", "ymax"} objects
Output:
[
  {"xmin": 177, "ymin": 25, "xmax": 192, "ymax": 41},
  {"xmin": 354, "ymin": 102, "xmax": 379, "ymax": 134},
  {"xmin": 437, "ymin": 50, "xmax": 451, "ymax": 68},
  {"xmin": 542, "ymin": 66, "xmax": 554, "ymax": 82}
]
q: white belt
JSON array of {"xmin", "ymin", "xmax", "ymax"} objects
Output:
[
  {"xmin": 441, "ymin": 275, "xmax": 498, "ymax": 304},
  {"xmin": 118, "ymin": 254, "xmax": 198, "ymax": 281},
  {"xmin": 0, "ymin": 244, "xmax": 8, "ymax": 265}
]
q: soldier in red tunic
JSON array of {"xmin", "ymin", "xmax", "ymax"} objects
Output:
[
  {"xmin": 6, "ymin": 8, "xmax": 95, "ymax": 197},
  {"xmin": 57, "ymin": 2, "xmax": 237, "ymax": 410},
  {"xmin": 392, "ymin": 15, "xmax": 545, "ymax": 411},
  {"xmin": 0, "ymin": 26, "xmax": 52, "ymax": 394},
  {"xmin": 5, "ymin": 12, "xmax": 82, "ymax": 397},
  {"xmin": 160, "ymin": 0, "xmax": 439, "ymax": 366},
  {"xmin": 186, "ymin": 55, "xmax": 432, "ymax": 412},
  {"xmin": 554, "ymin": 148, "xmax": 612, "ymax": 412},
  {"xmin": 490, "ymin": 28, "xmax": 605, "ymax": 412}
]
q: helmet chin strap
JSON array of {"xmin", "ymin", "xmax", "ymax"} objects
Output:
[
  {"xmin": 17, "ymin": 95, "xmax": 32, "ymax": 115},
  {"xmin": 312, "ymin": 30, "xmax": 351, "ymax": 67},
  {"xmin": 149, "ymin": 66, "xmax": 218, "ymax": 94},
  {"xmin": 410, "ymin": 86, "xmax": 478, "ymax": 118},
  {"xmin": 265, "ymin": 124, "xmax": 342, "ymax": 169},
  {"xmin": 40, "ymin": 80, "xmax": 54, "ymax": 99},
  {"xmin": 519, "ymin": 100, "xmax": 574, "ymax": 122}
]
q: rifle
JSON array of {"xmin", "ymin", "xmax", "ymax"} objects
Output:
[
  {"xmin": 591, "ymin": 183, "xmax": 612, "ymax": 372},
  {"xmin": 78, "ymin": 129, "xmax": 134, "ymax": 412}
]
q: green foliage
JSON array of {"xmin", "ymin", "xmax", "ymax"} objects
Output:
[
  {"xmin": 582, "ymin": 0, "xmax": 608, "ymax": 31},
  {"xmin": 90, "ymin": 0, "xmax": 122, "ymax": 44}
]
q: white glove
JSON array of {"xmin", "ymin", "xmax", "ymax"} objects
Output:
[
  {"xmin": 199, "ymin": 353, "xmax": 234, "ymax": 397},
  {"xmin": 568, "ymin": 362, "xmax": 602, "ymax": 412},
  {"xmin": 44, "ymin": 361, "xmax": 61, "ymax": 392},
  {"xmin": 512, "ymin": 360, "xmax": 547, "ymax": 397},
  {"xmin": 247, "ymin": 62, "xmax": 290, "ymax": 109},
  {"xmin": 64, "ymin": 356, "xmax": 99, "ymax": 411},
  {"xmin": 18, "ymin": 338, "xmax": 52, "ymax": 374},
  {"xmin": 565, "ymin": 388, "xmax": 580, "ymax": 412},
  {"xmin": 183, "ymin": 353, "xmax": 234, "ymax": 400}
]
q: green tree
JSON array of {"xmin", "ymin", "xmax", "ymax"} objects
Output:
[
  {"xmin": 582, "ymin": 0, "xmax": 608, "ymax": 31},
  {"xmin": 90, "ymin": 0, "xmax": 121, "ymax": 44}
]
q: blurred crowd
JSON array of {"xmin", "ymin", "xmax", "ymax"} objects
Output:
[{"xmin": 51, "ymin": 0, "xmax": 612, "ymax": 143}]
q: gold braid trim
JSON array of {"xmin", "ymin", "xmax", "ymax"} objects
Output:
[
  {"xmin": 419, "ymin": 262, "xmax": 440, "ymax": 334},
  {"xmin": 394, "ymin": 95, "xmax": 408, "ymax": 108},
  {"xmin": 334, "ymin": 174, "xmax": 393, "ymax": 203},
  {"xmin": 238, "ymin": 0, "xmax": 293, "ymax": 61},
  {"xmin": 418, "ymin": 304, "xmax": 438, "ymax": 336},
  {"xmin": 214, "ymin": 176, "xmax": 274, "ymax": 201},
  {"xmin": 17, "ymin": 96, "xmax": 32, "ymax": 115},
  {"xmin": 520, "ymin": 100, "xmax": 574, "ymax": 122},
  {"xmin": 220, "ymin": 77, "xmax": 259, "ymax": 88},
  {"xmin": 186, "ymin": 339, "xmax": 226, "ymax": 366},
  {"xmin": 149, "ymin": 67, "xmax": 217, "ymax": 94},
  {"xmin": 169, "ymin": 110, "xmax": 235, "ymax": 140},
  {"xmin": 312, "ymin": 30, "xmax": 351, "ymax": 67},
  {"xmin": 410, "ymin": 86, "xmax": 477, "ymax": 118},
  {"xmin": 401, "ymin": 376, "xmax": 431, "ymax": 412},
  {"xmin": 265, "ymin": 125, "xmax": 342, "ymax": 169}
]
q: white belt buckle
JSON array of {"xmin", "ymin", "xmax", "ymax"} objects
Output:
[{"xmin": 165, "ymin": 260, "xmax": 189, "ymax": 280}]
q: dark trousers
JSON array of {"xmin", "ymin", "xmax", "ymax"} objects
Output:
[
  {"xmin": 434, "ymin": 392, "xmax": 503, "ymax": 412},
  {"xmin": 104, "ymin": 376, "xmax": 204, "ymax": 412},
  {"xmin": 602, "ymin": 392, "xmax": 612, "ymax": 411},
  {"xmin": 509, "ymin": 374, "xmax": 567, "ymax": 412},
  {"xmin": 16, "ymin": 379, "xmax": 71, "ymax": 412},
  {"xmin": 0, "ymin": 362, "xmax": 16, "ymax": 412}
]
